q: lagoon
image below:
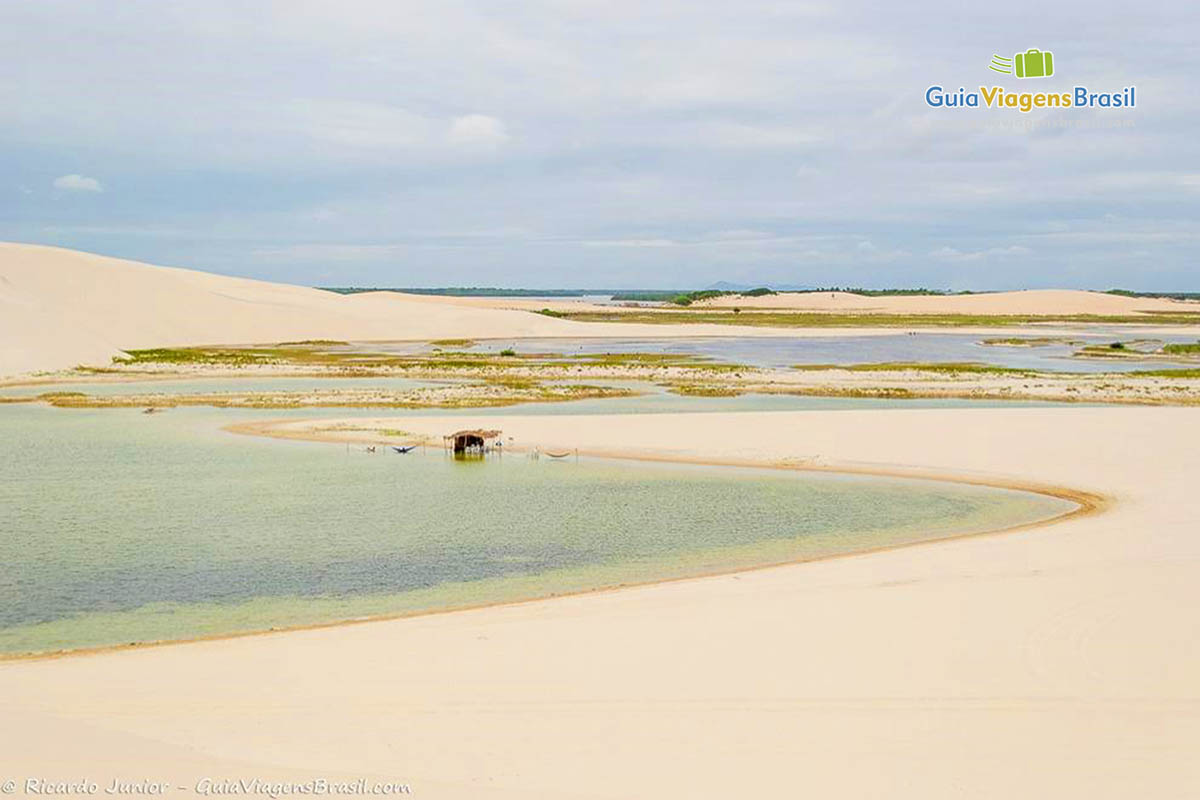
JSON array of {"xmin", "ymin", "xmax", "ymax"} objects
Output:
[{"xmin": 0, "ymin": 403, "xmax": 1075, "ymax": 656}]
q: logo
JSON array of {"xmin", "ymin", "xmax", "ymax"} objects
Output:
[
  {"xmin": 990, "ymin": 49, "xmax": 1054, "ymax": 78},
  {"xmin": 925, "ymin": 49, "xmax": 1135, "ymax": 114}
]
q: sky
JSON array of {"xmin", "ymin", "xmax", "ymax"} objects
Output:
[{"xmin": 2, "ymin": 0, "xmax": 1197, "ymax": 290}]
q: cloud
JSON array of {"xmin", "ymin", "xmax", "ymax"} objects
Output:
[
  {"xmin": 52, "ymin": 174, "xmax": 103, "ymax": 193},
  {"xmin": 931, "ymin": 245, "xmax": 1032, "ymax": 262},
  {"xmin": 582, "ymin": 238, "xmax": 677, "ymax": 248},
  {"xmin": 2, "ymin": 2, "xmax": 1197, "ymax": 289},
  {"xmin": 447, "ymin": 115, "xmax": 509, "ymax": 147}
]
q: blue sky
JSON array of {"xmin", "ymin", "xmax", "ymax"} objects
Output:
[{"xmin": 2, "ymin": 0, "xmax": 1196, "ymax": 289}]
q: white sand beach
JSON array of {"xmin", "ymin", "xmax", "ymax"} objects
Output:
[{"xmin": 2, "ymin": 406, "xmax": 1197, "ymax": 798}]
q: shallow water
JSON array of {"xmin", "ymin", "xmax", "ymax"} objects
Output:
[
  {"xmin": 0, "ymin": 374, "xmax": 447, "ymax": 398},
  {"xmin": 0, "ymin": 403, "xmax": 1074, "ymax": 655},
  {"xmin": 355, "ymin": 331, "xmax": 1200, "ymax": 373}
]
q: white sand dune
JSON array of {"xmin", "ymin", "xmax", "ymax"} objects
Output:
[
  {"xmin": 0, "ymin": 243, "xmax": 594, "ymax": 376},
  {"xmin": 2, "ymin": 243, "xmax": 901, "ymax": 377},
  {"xmin": 2, "ymin": 406, "xmax": 1197, "ymax": 798},
  {"xmin": 698, "ymin": 288, "xmax": 1196, "ymax": 314},
  {"xmin": 7, "ymin": 242, "xmax": 1196, "ymax": 378}
]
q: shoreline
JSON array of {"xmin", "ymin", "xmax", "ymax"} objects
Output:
[{"xmin": 0, "ymin": 421, "xmax": 1103, "ymax": 665}]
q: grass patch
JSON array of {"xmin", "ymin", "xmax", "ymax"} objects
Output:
[
  {"xmin": 1163, "ymin": 341, "xmax": 1200, "ymax": 355},
  {"xmin": 665, "ymin": 383, "xmax": 745, "ymax": 397},
  {"xmin": 37, "ymin": 381, "xmax": 642, "ymax": 411},
  {"xmin": 792, "ymin": 361, "xmax": 1037, "ymax": 375},
  {"xmin": 100, "ymin": 344, "xmax": 749, "ymax": 376},
  {"xmin": 429, "ymin": 339, "xmax": 476, "ymax": 347},
  {"xmin": 1131, "ymin": 368, "xmax": 1200, "ymax": 378},
  {"xmin": 277, "ymin": 340, "xmax": 348, "ymax": 346},
  {"xmin": 114, "ymin": 348, "xmax": 275, "ymax": 366}
]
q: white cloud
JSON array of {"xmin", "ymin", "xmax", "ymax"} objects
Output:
[
  {"xmin": 447, "ymin": 114, "xmax": 509, "ymax": 147},
  {"xmin": 931, "ymin": 245, "xmax": 1031, "ymax": 262},
  {"xmin": 3, "ymin": 2, "xmax": 1197, "ymax": 288},
  {"xmin": 582, "ymin": 238, "xmax": 677, "ymax": 248},
  {"xmin": 253, "ymin": 244, "xmax": 407, "ymax": 262},
  {"xmin": 53, "ymin": 174, "xmax": 103, "ymax": 192}
]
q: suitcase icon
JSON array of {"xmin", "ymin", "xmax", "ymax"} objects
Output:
[{"xmin": 1014, "ymin": 48, "xmax": 1054, "ymax": 78}]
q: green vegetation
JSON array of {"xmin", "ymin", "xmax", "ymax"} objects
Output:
[
  {"xmin": 102, "ymin": 343, "xmax": 747, "ymax": 376},
  {"xmin": 1163, "ymin": 341, "xmax": 1200, "ymax": 355},
  {"xmin": 664, "ymin": 383, "xmax": 745, "ymax": 397},
  {"xmin": 114, "ymin": 348, "xmax": 271, "ymax": 366},
  {"xmin": 669, "ymin": 290, "xmax": 732, "ymax": 306},
  {"xmin": 429, "ymin": 339, "xmax": 476, "ymax": 347},
  {"xmin": 793, "ymin": 362, "xmax": 1039, "ymax": 376},
  {"xmin": 1075, "ymin": 340, "xmax": 1158, "ymax": 358},
  {"xmin": 669, "ymin": 288, "xmax": 777, "ymax": 306},
  {"xmin": 608, "ymin": 291, "xmax": 692, "ymax": 302},
  {"xmin": 1132, "ymin": 368, "xmax": 1200, "ymax": 378},
  {"xmin": 37, "ymin": 382, "xmax": 641, "ymax": 411},
  {"xmin": 277, "ymin": 340, "xmax": 348, "ymax": 346},
  {"xmin": 1106, "ymin": 289, "xmax": 1200, "ymax": 301},
  {"xmin": 537, "ymin": 308, "xmax": 566, "ymax": 318}
]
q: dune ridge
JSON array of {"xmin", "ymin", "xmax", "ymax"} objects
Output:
[
  {"xmin": 0, "ymin": 243, "xmax": 596, "ymax": 376},
  {"xmin": 695, "ymin": 288, "xmax": 1196, "ymax": 314}
]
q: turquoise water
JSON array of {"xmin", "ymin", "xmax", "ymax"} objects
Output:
[{"xmin": 0, "ymin": 404, "xmax": 1075, "ymax": 656}]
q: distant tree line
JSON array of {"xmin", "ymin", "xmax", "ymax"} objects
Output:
[{"xmin": 1106, "ymin": 289, "xmax": 1200, "ymax": 300}]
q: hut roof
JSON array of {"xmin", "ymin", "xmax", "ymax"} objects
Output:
[{"xmin": 446, "ymin": 429, "xmax": 502, "ymax": 439}]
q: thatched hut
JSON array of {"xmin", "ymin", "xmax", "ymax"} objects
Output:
[{"xmin": 445, "ymin": 429, "xmax": 502, "ymax": 454}]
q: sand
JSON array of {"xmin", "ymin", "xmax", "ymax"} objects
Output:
[
  {"xmin": 696, "ymin": 288, "xmax": 1198, "ymax": 314},
  {"xmin": 0, "ymin": 243, "xmax": 795, "ymax": 377},
  {"xmin": 6, "ymin": 243, "xmax": 1197, "ymax": 378},
  {"xmin": 2, "ymin": 405, "xmax": 1197, "ymax": 798}
]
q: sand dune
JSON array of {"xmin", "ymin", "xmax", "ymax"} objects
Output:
[
  {"xmin": 0, "ymin": 242, "xmax": 852, "ymax": 377},
  {"xmin": 2, "ymin": 406, "xmax": 1197, "ymax": 797},
  {"xmin": 698, "ymin": 288, "xmax": 1195, "ymax": 314},
  {"xmin": 0, "ymin": 243, "xmax": 600, "ymax": 376},
  {"xmin": 4, "ymin": 242, "xmax": 1195, "ymax": 378}
]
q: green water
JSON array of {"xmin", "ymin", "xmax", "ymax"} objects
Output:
[{"xmin": 0, "ymin": 404, "xmax": 1074, "ymax": 655}]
